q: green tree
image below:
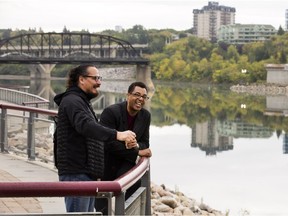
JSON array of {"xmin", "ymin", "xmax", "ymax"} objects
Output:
[
  {"xmin": 227, "ymin": 45, "xmax": 240, "ymax": 62},
  {"xmin": 279, "ymin": 50, "xmax": 287, "ymax": 63},
  {"xmin": 277, "ymin": 26, "xmax": 285, "ymax": 35}
]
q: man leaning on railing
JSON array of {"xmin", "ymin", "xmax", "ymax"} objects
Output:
[
  {"xmin": 95, "ymin": 81, "xmax": 152, "ymax": 215},
  {"xmin": 53, "ymin": 64, "xmax": 136, "ymax": 212}
]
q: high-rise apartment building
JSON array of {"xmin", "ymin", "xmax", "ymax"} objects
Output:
[
  {"xmin": 285, "ymin": 9, "xmax": 288, "ymax": 31},
  {"xmin": 193, "ymin": 1, "xmax": 236, "ymax": 42}
]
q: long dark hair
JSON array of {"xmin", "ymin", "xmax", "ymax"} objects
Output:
[{"xmin": 66, "ymin": 64, "xmax": 95, "ymax": 88}]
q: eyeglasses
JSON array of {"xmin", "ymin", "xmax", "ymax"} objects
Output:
[
  {"xmin": 130, "ymin": 92, "xmax": 149, "ymax": 101},
  {"xmin": 84, "ymin": 75, "xmax": 102, "ymax": 81}
]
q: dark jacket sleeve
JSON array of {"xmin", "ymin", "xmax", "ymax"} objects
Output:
[
  {"xmin": 100, "ymin": 104, "xmax": 137, "ymax": 163},
  {"xmin": 63, "ymin": 94, "xmax": 117, "ymax": 142},
  {"xmin": 134, "ymin": 111, "xmax": 150, "ymax": 150}
]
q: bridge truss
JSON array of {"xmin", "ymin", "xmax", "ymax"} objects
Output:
[{"xmin": 0, "ymin": 33, "xmax": 149, "ymax": 65}]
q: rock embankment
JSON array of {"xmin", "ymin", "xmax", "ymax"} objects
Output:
[
  {"xmin": 7, "ymin": 131, "xmax": 226, "ymax": 216},
  {"xmin": 230, "ymin": 83, "xmax": 288, "ymax": 96},
  {"xmin": 151, "ymin": 183, "xmax": 225, "ymax": 216}
]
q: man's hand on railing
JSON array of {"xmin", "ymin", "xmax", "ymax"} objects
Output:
[{"xmin": 138, "ymin": 148, "xmax": 152, "ymax": 158}]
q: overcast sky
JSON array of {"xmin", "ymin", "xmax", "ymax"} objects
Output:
[{"xmin": 0, "ymin": 0, "xmax": 287, "ymax": 32}]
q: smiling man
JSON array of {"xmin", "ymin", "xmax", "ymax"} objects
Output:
[
  {"xmin": 95, "ymin": 81, "xmax": 152, "ymax": 214},
  {"xmin": 53, "ymin": 64, "xmax": 136, "ymax": 212}
]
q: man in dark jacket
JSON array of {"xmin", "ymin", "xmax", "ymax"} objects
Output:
[
  {"xmin": 96, "ymin": 81, "xmax": 152, "ymax": 214},
  {"xmin": 53, "ymin": 64, "xmax": 136, "ymax": 213}
]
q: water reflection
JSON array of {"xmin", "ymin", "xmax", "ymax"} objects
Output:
[
  {"xmin": 191, "ymin": 119, "xmax": 234, "ymax": 156},
  {"xmin": 191, "ymin": 118, "xmax": 276, "ymax": 156},
  {"xmin": 284, "ymin": 134, "xmax": 288, "ymax": 154},
  {"xmin": 1, "ymin": 78, "xmax": 288, "ymax": 156},
  {"xmin": 150, "ymin": 82, "xmax": 288, "ymax": 156},
  {"xmin": 1, "ymin": 78, "xmax": 288, "ymax": 214},
  {"xmin": 266, "ymin": 95, "xmax": 288, "ymax": 116}
]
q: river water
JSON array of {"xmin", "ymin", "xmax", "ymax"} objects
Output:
[{"xmin": 1, "ymin": 78, "xmax": 288, "ymax": 216}]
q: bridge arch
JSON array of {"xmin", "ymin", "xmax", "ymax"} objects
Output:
[
  {"xmin": 0, "ymin": 33, "xmax": 153, "ymax": 95},
  {"xmin": 0, "ymin": 32, "xmax": 149, "ymax": 65}
]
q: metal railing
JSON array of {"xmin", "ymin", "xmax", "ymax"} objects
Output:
[
  {"xmin": 0, "ymin": 103, "xmax": 151, "ymax": 215},
  {"xmin": 0, "ymin": 87, "xmax": 49, "ymax": 108}
]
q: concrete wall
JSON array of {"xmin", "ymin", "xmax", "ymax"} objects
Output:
[
  {"xmin": 99, "ymin": 65, "xmax": 154, "ymax": 93},
  {"xmin": 99, "ymin": 66, "xmax": 136, "ymax": 81},
  {"xmin": 266, "ymin": 95, "xmax": 288, "ymax": 110},
  {"xmin": 266, "ymin": 64, "xmax": 288, "ymax": 85}
]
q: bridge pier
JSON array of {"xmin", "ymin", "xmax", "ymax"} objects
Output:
[
  {"xmin": 136, "ymin": 65, "xmax": 155, "ymax": 92},
  {"xmin": 28, "ymin": 64, "xmax": 56, "ymax": 79},
  {"xmin": 29, "ymin": 79, "xmax": 52, "ymax": 102}
]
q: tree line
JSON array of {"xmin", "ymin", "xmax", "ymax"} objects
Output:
[{"xmin": 0, "ymin": 26, "xmax": 287, "ymax": 84}]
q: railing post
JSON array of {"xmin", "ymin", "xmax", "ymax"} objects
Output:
[
  {"xmin": 114, "ymin": 192, "xmax": 125, "ymax": 215},
  {"xmin": 141, "ymin": 168, "xmax": 151, "ymax": 216},
  {"xmin": 22, "ymin": 102, "xmax": 26, "ymax": 124},
  {"xmin": 0, "ymin": 108, "xmax": 8, "ymax": 153},
  {"xmin": 27, "ymin": 112, "xmax": 36, "ymax": 160}
]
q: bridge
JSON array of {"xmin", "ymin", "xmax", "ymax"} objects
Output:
[
  {"xmin": 0, "ymin": 33, "xmax": 151, "ymax": 80},
  {"xmin": 0, "ymin": 32, "xmax": 149, "ymax": 64}
]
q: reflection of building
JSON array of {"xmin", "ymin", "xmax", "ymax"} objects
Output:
[
  {"xmin": 191, "ymin": 119, "xmax": 233, "ymax": 156},
  {"xmin": 283, "ymin": 133, "xmax": 288, "ymax": 154},
  {"xmin": 217, "ymin": 120, "xmax": 273, "ymax": 138},
  {"xmin": 191, "ymin": 119, "xmax": 274, "ymax": 155}
]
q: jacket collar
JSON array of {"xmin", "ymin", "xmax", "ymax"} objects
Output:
[{"xmin": 121, "ymin": 101, "xmax": 144, "ymax": 134}]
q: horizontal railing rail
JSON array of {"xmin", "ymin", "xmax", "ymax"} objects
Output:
[
  {"xmin": 0, "ymin": 84, "xmax": 30, "ymax": 92},
  {"xmin": 0, "ymin": 87, "xmax": 49, "ymax": 107},
  {"xmin": 0, "ymin": 157, "xmax": 149, "ymax": 197},
  {"xmin": 0, "ymin": 103, "xmax": 57, "ymax": 116},
  {"xmin": 0, "ymin": 102, "xmax": 151, "ymax": 215},
  {"xmin": 0, "ymin": 158, "xmax": 151, "ymax": 215}
]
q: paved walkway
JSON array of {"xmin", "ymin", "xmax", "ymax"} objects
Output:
[
  {"xmin": 0, "ymin": 152, "xmax": 65, "ymax": 214},
  {"xmin": 0, "ymin": 100, "xmax": 65, "ymax": 214}
]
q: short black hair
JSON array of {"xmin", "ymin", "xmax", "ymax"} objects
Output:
[{"xmin": 128, "ymin": 81, "xmax": 148, "ymax": 93}]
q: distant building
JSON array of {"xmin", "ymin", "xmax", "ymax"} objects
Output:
[
  {"xmin": 193, "ymin": 1, "xmax": 235, "ymax": 42},
  {"xmin": 217, "ymin": 24, "xmax": 276, "ymax": 45},
  {"xmin": 286, "ymin": 9, "xmax": 288, "ymax": 31},
  {"xmin": 115, "ymin": 25, "xmax": 123, "ymax": 33}
]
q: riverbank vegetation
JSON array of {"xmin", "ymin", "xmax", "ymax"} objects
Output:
[{"xmin": 0, "ymin": 26, "xmax": 287, "ymax": 84}]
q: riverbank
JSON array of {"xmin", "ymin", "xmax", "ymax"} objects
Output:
[
  {"xmin": 6, "ymin": 130, "xmax": 227, "ymax": 216},
  {"xmin": 230, "ymin": 83, "xmax": 288, "ymax": 96}
]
